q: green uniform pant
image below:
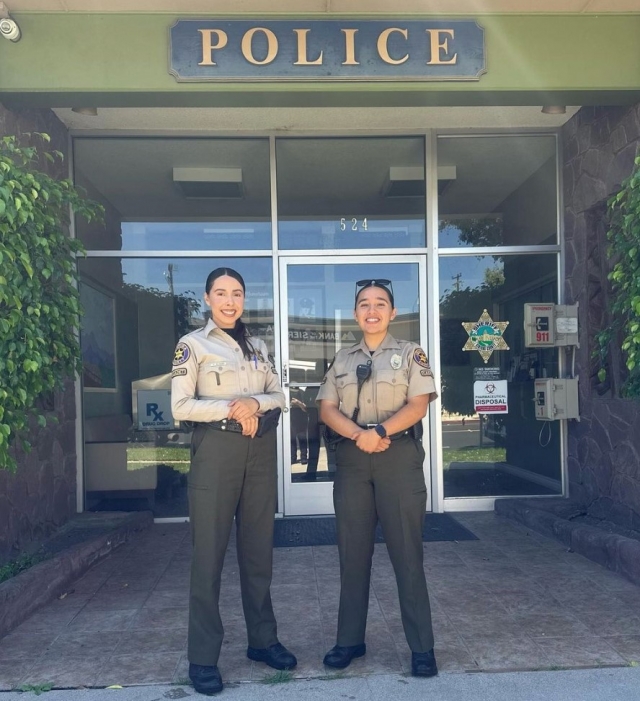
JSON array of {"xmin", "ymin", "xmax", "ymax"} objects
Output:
[
  {"xmin": 333, "ymin": 436, "xmax": 434, "ymax": 653},
  {"xmin": 187, "ymin": 425, "xmax": 278, "ymax": 666}
]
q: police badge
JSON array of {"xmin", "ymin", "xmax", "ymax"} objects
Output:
[{"xmin": 390, "ymin": 354, "xmax": 402, "ymax": 370}]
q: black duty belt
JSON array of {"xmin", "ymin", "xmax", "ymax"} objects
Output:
[
  {"xmin": 360, "ymin": 424, "xmax": 411, "ymax": 441},
  {"xmin": 204, "ymin": 418, "xmax": 244, "ymax": 433},
  {"xmin": 199, "ymin": 408, "xmax": 281, "ymax": 437}
]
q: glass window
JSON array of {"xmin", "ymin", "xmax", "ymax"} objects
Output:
[
  {"xmin": 74, "ymin": 138, "xmax": 271, "ymax": 251},
  {"xmin": 79, "ymin": 257, "xmax": 273, "ymax": 517},
  {"xmin": 283, "ymin": 262, "xmax": 420, "ymax": 485},
  {"xmin": 439, "ymin": 254, "xmax": 561, "ymax": 498},
  {"xmin": 276, "ymin": 137, "xmax": 426, "ymax": 250},
  {"xmin": 438, "ymin": 135, "xmax": 558, "ymax": 248}
]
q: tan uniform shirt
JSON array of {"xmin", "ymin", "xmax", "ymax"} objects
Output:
[
  {"xmin": 171, "ymin": 318, "xmax": 285, "ymax": 423},
  {"xmin": 316, "ymin": 333, "xmax": 437, "ymax": 425}
]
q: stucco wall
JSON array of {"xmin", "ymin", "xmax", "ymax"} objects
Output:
[
  {"xmin": 0, "ymin": 105, "xmax": 77, "ymax": 563},
  {"xmin": 563, "ymin": 104, "xmax": 640, "ymax": 531}
]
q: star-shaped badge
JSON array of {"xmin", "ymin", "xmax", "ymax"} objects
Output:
[{"xmin": 462, "ymin": 309, "xmax": 509, "ymax": 364}]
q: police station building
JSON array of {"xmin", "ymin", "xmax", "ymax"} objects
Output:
[{"xmin": 1, "ymin": 1, "xmax": 639, "ymax": 534}]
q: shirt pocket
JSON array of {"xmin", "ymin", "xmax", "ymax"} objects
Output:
[
  {"xmin": 198, "ymin": 360, "xmax": 237, "ymax": 394},
  {"xmin": 376, "ymin": 369, "xmax": 409, "ymax": 411},
  {"xmin": 336, "ymin": 371, "xmax": 359, "ymax": 414}
]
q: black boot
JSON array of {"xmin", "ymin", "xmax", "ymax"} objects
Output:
[
  {"xmin": 247, "ymin": 642, "xmax": 297, "ymax": 670},
  {"xmin": 189, "ymin": 663, "xmax": 223, "ymax": 695},
  {"xmin": 411, "ymin": 649, "xmax": 438, "ymax": 677},
  {"xmin": 323, "ymin": 644, "xmax": 366, "ymax": 669}
]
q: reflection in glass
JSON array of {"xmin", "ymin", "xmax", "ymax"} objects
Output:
[
  {"xmin": 439, "ymin": 254, "xmax": 561, "ymax": 498},
  {"xmin": 73, "ymin": 138, "xmax": 271, "ymax": 251},
  {"xmin": 277, "ymin": 137, "xmax": 426, "ymax": 250},
  {"xmin": 286, "ymin": 262, "xmax": 419, "ymax": 484},
  {"xmin": 79, "ymin": 257, "xmax": 273, "ymax": 517},
  {"xmin": 120, "ymin": 222, "xmax": 271, "ymax": 251},
  {"xmin": 438, "ymin": 135, "xmax": 558, "ymax": 248}
]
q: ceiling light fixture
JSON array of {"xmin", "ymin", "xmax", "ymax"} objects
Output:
[
  {"xmin": 383, "ymin": 165, "xmax": 457, "ymax": 198},
  {"xmin": 541, "ymin": 105, "xmax": 566, "ymax": 115},
  {"xmin": 173, "ymin": 167, "xmax": 244, "ymax": 199},
  {"xmin": 71, "ymin": 107, "xmax": 98, "ymax": 116}
]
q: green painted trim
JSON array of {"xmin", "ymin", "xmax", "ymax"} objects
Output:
[
  {"xmin": 0, "ymin": 14, "xmax": 638, "ymax": 106},
  {"xmin": 3, "ymin": 90, "xmax": 639, "ymax": 109}
]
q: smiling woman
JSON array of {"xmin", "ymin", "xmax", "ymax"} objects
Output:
[
  {"xmin": 170, "ymin": 266, "xmax": 295, "ymax": 694},
  {"xmin": 317, "ymin": 276, "xmax": 439, "ymax": 677}
]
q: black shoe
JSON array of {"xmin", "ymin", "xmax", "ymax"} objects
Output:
[
  {"xmin": 247, "ymin": 642, "xmax": 297, "ymax": 670},
  {"xmin": 323, "ymin": 644, "xmax": 366, "ymax": 669},
  {"xmin": 189, "ymin": 663, "xmax": 223, "ymax": 695},
  {"xmin": 411, "ymin": 649, "xmax": 438, "ymax": 677}
]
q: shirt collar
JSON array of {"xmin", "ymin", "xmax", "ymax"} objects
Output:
[
  {"xmin": 347, "ymin": 332, "xmax": 400, "ymax": 354},
  {"xmin": 203, "ymin": 318, "xmax": 221, "ymax": 337}
]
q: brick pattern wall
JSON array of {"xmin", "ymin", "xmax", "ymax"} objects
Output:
[
  {"xmin": 563, "ymin": 105, "xmax": 640, "ymax": 531},
  {"xmin": 0, "ymin": 106, "xmax": 77, "ymax": 563}
]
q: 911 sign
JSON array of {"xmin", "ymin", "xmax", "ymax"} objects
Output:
[{"xmin": 524, "ymin": 303, "xmax": 555, "ymax": 347}]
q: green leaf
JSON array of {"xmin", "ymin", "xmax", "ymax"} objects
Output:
[{"xmin": 0, "ymin": 131, "xmax": 102, "ymax": 473}]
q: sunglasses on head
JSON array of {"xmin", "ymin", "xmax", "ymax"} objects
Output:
[{"xmin": 355, "ymin": 279, "xmax": 395, "ymax": 304}]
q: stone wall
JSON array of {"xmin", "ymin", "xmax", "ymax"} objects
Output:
[
  {"xmin": 0, "ymin": 105, "xmax": 77, "ymax": 563},
  {"xmin": 563, "ymin": 104, "xmax": 640, "ymax": 531}
]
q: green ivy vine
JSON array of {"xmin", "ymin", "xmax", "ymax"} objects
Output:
[
  {"xmin": 596, "ymin": 154, "xmax": 640, "ymax": 397},
  {"xmin": 0, "ymin": 133, "xmax": 103, "ymax": 471}
]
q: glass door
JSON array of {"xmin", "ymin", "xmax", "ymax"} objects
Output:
[{"xmin": 279, "ymin": 256, "xmax": 430, "ymax": 516}]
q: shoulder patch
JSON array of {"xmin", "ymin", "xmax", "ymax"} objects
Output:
[
  {"xmin": 172, "ymin": 367, "xmax": 188, "ymax": 378},
  {"xmin": 413, "ymin": 347, "xmax": 432, "ymax": 371},
  {"xmin": 267, "ymin": 353, "xmax": 278, "ymax": 374},
  {"xmin": 173, "ymin": 342, "xmax": 191, "ymax": 366}
]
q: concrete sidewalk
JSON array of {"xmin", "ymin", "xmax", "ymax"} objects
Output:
[
  {"xmin": 1, "ymin": 512, "xmax": 640, "ymax": 694},
  {"xmin": 2, "ymin": 667, "xmax": 640, "ymax": 700}
]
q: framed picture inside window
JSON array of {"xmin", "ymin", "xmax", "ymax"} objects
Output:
[{"xmin": 79, "ymin": 280, "xmax": 117, "ymax": 392}]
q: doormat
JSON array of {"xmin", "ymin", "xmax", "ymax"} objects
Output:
[{"xmin": 273, "ymin": 513, "xmax": 477, "ymax": 548}]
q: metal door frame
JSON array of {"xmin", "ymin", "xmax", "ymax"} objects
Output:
[{"xmin": 278, "ymin": 254, "xmax": 431, "ymax": 516}]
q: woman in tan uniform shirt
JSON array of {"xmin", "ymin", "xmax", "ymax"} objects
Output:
[
  {"xmin": 317, "ymin": 279, "xmax": 438, "ymax": 678},
  {"xmin": 171, "ymin": 267, "xmax": 296, "ymax": 696}
]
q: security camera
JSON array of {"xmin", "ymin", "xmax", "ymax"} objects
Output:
[{"xmin": 0, "ymin": 18, "xmax": 20, "ymax": 42}]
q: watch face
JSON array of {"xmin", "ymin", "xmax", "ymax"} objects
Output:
[{"xmin": 374, "ymin": 424, "xmax": 386, "ymax": 438}]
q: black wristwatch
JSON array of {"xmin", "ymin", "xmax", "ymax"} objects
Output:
[{"xmin": 373, "ymin": 423, "xmax": 387, "ymax": 438}]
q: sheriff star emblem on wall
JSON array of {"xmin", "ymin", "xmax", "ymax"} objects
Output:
[{"xmin": 462, "ymin": 309, "xmax": 509, "ymax": 364}]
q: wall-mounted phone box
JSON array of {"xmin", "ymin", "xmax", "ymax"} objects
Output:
[
  {"xmin": 534, "ymin": 378, "xmax": 580, "ymax": 421},
  {"xmin": 524, "ymin": 303, "xmax": 579, "ymax": 348}
]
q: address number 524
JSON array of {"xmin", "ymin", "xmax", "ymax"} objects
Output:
[{"xmin": 340, "ymin": 218, "xmax": 368, "ymax": 232}]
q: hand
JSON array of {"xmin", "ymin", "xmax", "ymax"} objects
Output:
[
  {"xmin": 355, "ymin": 429, "xmax": 384, "ymax": 454},
  {"xmin": 239, "ymin": 415, "xmax": 259, "ymax": 438},
  {"xmin": 291, "ymin": 398, "xmax": 307, "ymax": 411},
  {"xmin": 228, "ymin": 397, "xmax": 260, "ymax": 422},
  {"xmin": 374, "ymin": 437, "xmax": 391, "ymax": 452}
]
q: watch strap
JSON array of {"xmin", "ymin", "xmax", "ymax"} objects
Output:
[{"xmin": 373, "ymin": 423, "xmax": 387, "ymax": 438}]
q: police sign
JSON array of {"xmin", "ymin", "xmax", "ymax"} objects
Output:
[{"xmin": 169, "ymin": 19, "xmax": 485, "ymax": 82}]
